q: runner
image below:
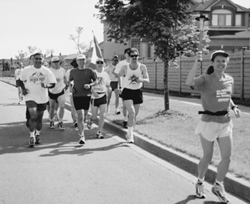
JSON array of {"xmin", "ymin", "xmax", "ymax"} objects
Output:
[
  {"xmin": 68, "ymin": 54, "xmax": 97, "ymax": 145},
  {"xmin": 87, "ymin": 58, "xmax": 111, "ymax": 138},
  {"xmin": 14, "ymin": 62, "xmax": 24, "ymax": 104},
  {"xmin": 114, "ymin": 48, "xmax": 131, "ymax": 128},
  {"xmin": 105, "ymin": 55, "xmax": 120, "ymax": 114},
  {"xmin": 65, "ymin": 58, "xmax": 78, "ymax": 128},
  {"xmin": 186, "ymin": 50, "xmax": 241, "ymax": 203},
  {"xmin": 48, "ymin": 56, "xmax": 68, "ymax": 130},
  {"xmin": 20, "ymin": 52, "xmax": 57, "ymax": 147},
  {"xmin": 117, "ymin": 48, "xmax": 149, "ymax": 143}
]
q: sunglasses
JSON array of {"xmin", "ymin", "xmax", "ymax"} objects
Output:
[
  {"xmin": 53, "ymin": 61, "xmax": 59, "ymax": 63},
  {"xmin": 97, "ymin": 61, "xmax": 104, "ymax": 64},
  {"xmin": 130, "ymin": 55, "xmax": 138, "ymax": 58},
  {"xmin": 35, "ymin": 58, "xmax": 42, "ymax": 60}
]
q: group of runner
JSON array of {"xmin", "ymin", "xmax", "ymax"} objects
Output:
[
  {"xmin": 15, "ymin": 47, "xmax": 150, "ymax": 146},
  {"xmin": 14, "ymin": 48, "xmax": 241, "ymax": 203}
]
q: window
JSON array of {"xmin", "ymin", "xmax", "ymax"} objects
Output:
[
  {"xmin": 140, "ymin": 42, "xmax": 148, "ymax": 58},
  {"xmin": 212, "ymin": 9, "xmax": 232, "ymax": 26},
  {"xmin": 235, "ymin": 14, "xmax": 242, "ymax": 26}
]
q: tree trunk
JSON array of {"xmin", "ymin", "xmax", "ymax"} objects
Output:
[{"xmin": 163, "ymin": 60, "xmax": 169, "ymax": 110}]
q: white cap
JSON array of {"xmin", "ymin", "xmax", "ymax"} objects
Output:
[
  {"xmin": 76, "ymin": 54, "xmax": 86, "ymax": 60},
  {"xmin": 51, "ymin": 56, "xmax": 60, "ymax": 62},
  {"xmin": 210, "ymin": 50, "xmax": 229, "ymax": 61}
]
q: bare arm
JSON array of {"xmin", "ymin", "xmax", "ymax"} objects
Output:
[{"xmin": 138, "ymin": 65, "xmax": 149, "ymax": 83}]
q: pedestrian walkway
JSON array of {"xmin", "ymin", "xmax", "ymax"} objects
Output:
[{"xmin": 0, "ymin": 78, "xmax": 249, "ymax": 203}]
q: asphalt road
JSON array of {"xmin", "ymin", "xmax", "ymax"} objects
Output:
[{"xmin": 0, "ymin": 81, "xmax": 247, "ymax": 204}]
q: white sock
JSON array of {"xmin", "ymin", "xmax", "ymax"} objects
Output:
[
  {"xmin": 198, "ymin": 178, "xmax": 204, "ymax": 183},
  {"xmin": 124, "ymin": 116, "xmax": 128, "ymax": 122},
  {"xmin": 128, "ymin": 127, "xmax": 133, "ymax": 135},
  {"xmin": 215, "ymin": 180, "xmax": 223, "ymax": 186},
  {"xmin": 30, "ymin": 131, "xmax": 35, "ymax": 137},
  {"xmin": 36, "ymin": 130, "xmax": 41, "ymax": 135}
]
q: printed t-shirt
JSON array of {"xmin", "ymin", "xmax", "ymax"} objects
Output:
[
  {"xmin": 105, "ymin": 64, "xmax": 118, "ymax": 82},
  {"xmin": 92, "ymin": 70, "xmax": 111, "ymax": 99},
  {"xmin": 69, "ymin": 67, "xmax": 97, "ymax": 97},
  {"xmin": 49, "ymin": 67, "xmax": 66, "ymax": 94},
  {"xmin": 20, "ymin": 65, "xmax": 57, "ymax": 104},
  {"xmin": 194, "ymin": 73, "xmax": 234, "ymax": 123},
  {"xmin": 123, "ymin": 63, "xmax": 143, "ymax": 90}
]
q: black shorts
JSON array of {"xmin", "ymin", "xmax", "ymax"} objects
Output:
[
  {"xmin": 73, "ymin": 96, "xmax": 91, "ymax": 111},
  {"xmin": 16, "ymin": 79, "xmax": 21, "ymax": 87},
  {"xmin": 110, "ymin": 81, "xmax": 118, "ymax": 91},
  {"xmin": 122, "ymin": 88, "xmax": 143, "ymax": 104},
  {"xmin": 26, "ymin": 101, "xmax": 47, "ymax": 112},
  {"xmin": 48, "ymin": 89, "xmax": 65, "ymax": 102},
  {"xmin": 91, "ymin": 95, "xmax": 107, "ymax": 107}
]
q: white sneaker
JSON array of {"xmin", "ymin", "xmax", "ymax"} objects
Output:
[
  {"xmin": 126, "ymin": 133, "xmax": 134, "ymax": 143},
  {"xmin": 79, "ymin": 136, "xmax": 85, "ymax": 145}
]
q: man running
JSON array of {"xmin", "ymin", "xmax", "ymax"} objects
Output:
[
  {"xmin": 48, "ymin": 56, "xmax": 68, "ymax": 130},
  {"xmin": 114, "ymin": 48, "xmax": 131, "ymax": 128},
  {"xmin": 117, "ymin": 48, "xmax": 149, "ymax": 143},
  {"xmin": 68, "ymin": 54, "xmax": 97, "ymax": 145},
  {"xmin": 106, "ymin": 55, "xmax": 120, "ymax": 114},
  {"xmin": 88, "ymin": 58, "xmax": 111, "ymax": 138},
  {"xmin": 20, "ymin": 52, "xmax": 57, "ymax": 147},
  {"xmin": 14, "ymin": 62, "xmax": 24, "ymax": 104}
]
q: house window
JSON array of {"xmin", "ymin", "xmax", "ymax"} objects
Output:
[
  {"xmin": 212, "ymin": 9, "xmax": 232, "ymax": 26},
  {"xmin": 140, "ymin": 42, "xmax": 148, "ymax": 58},
  {"xmin": 235, "ymin": 14, "xmax": 242, "ymax": 26}
]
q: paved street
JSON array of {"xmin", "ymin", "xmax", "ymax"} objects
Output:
[{"xmin": 0, "ymin": 81, "xmax": 247, "ymax": 204}]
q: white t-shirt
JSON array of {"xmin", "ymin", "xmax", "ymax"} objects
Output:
[
  {"xmin": 20, "ymin": 65, "xmax": 57, "ymax": 104},
  {"xmin": 105, "ymin": 64, "xmax": 118, "ymax": 82},
  {"xmin": 92, "ymin": 70, "xmax": 110, "ymax": 99},
  {"xmin": 114, "ymin": 59, "xmax": 130, "ymax": 88},
  {"xmin": 49, "ymin": 67, "xmax": 66, "ymax": 94},
  {"xmin": 15, "ymin": 69, "xmax": 22, "ymax": 80}
]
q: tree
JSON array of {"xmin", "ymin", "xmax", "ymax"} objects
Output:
[
  {"xmin": 95, "ymin": 0, "xmax": 209, "ymax": 110},
  {"xmin": 15, "ymin": 50, "xmax": 28, "ymax": 62},
  {"xmin": 69, "ymin": 27, "xmax": 89, "ymax": 54}
]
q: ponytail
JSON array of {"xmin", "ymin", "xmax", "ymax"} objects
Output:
[{"xmin": 205, "ymin": 65, "xmax": 214, "ymax": 75}]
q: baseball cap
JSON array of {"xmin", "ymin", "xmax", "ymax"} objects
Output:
[
  {"xmin": 210, "ymin": 50, "xmax": 229, "ymax": 61},
  {"xmin": 96, "ymin": 58, "xmax": 104, "ymax": 63},
  {"xmin": 76, "ymin": 54, "xmax": 86, "ymax": 60},
  {"xmin": 51, "ymin": 56, "xmax": 60, "ymax": 62}
]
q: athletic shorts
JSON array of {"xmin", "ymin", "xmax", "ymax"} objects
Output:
[
  {"xmin": 110, "ymin": 81, "xmax": 118, "ymax": 91},
  {"xmin": 195, "ymin": 120, "xmax": 233, "ymax": 141},
  {"xmin": 16, "ymin": 79, "xmax": 21, "ymax": 87},
  {"xmin": 73, "ymin": 96, "xmax": 91, "ymax": 111},
  {"xmin": 91, "ymin": 95, "xmax": 107, "ymax": 107},
  {"xmin": 122, "ymin": 88, "xmax": 143, "ymax": 105},
  {"xmin": 48, "ymin": 89, "xmax": 65, "ymax": 102},
  {"xmin": 26, "ymin": 100, "xmax": 47, "ymax": 112}
]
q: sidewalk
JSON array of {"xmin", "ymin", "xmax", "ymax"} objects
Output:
[{"xmin": 1, "ymin": 76, "xmax": 250, "ymax": 203}]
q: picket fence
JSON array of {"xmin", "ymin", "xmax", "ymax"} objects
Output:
[{"xmin": 143, "ymin": 50, "xmax": 250, "ymax": 100}]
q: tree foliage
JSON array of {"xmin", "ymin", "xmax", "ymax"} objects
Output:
[{"xmin": 69, "ymin": 27, "xmax": 89, "ymax": 54}]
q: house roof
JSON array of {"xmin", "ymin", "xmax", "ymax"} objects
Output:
[
  {"xmin": 210, "ymin": 30, "xmax": 250, "ymax": 38},
  {"xmin": 190, "ymin": 0, "xmax": 249, "ymax": 12}
]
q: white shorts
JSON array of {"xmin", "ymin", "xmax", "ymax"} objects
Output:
[{"xmin": 195, "ymin": 120, "xmax": 233, "ymax": 141}]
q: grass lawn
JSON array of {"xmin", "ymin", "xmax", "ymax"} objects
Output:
[{"xmin": 106, "ymin": 92, "xmax": 250, "ymax": 182}]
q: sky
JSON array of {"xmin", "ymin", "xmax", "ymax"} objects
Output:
[{"xmin": 0, "ymin": 0, "xmax": 249, "ymax": 59}]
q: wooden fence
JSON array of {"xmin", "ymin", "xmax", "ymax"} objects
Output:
[{"xmin": 143, "ymin": 50, "xmax": 250, "ymax": 100}]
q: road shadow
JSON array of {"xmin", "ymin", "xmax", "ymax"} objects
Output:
[
  {"xmin": 203, "ymin": 201, "xmax": 224, "ymax": 204},
  {"xmin": 0, "ymin": 120, "xmax": 127, "ymax": 156},
  {"xmin": 175, "ymin": 195, "xmax": 197, "ymax": 204}
]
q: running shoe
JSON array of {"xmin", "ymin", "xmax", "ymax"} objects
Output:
[
  {"xmin": 87, "ymin": 119, "xmax": 93, "ymax": 129},
  {"xmin": 96, "ymin": 131, "xmax": 104, "ymax": 139},
  {"xmin": 35, "ymin": 132, "xmax": 41, "ymax": 145},
  {"xmin": 115, "ymin": 109, "xmax": 121, "ymax": 115},
  {"xmin": 211, "ymin": 182, "xmax": 230, "ymax": 203},
  {"xmin": 29, "ymin": 136, "xmax": 35, "ymax": 147},
  {"xmin": 79, "ymin": 136, "xmax": 85, "ymax": 145},
  {"xmin": 195, "ymin": 181, "xmax": 206, "ymax": 198},
  {"xmin": 49, "ymin": 121, "xmax": 55, "ymax": 129},
  {"xmin": 126, "ymin": 133, "xmax": 134, "ymax": 143},
  {"xmin": 58, "ymin": 122, "xmax": 65, "ymax": 130},
  {"xmin": 123, "ymin": 121, "xmax": 128, "ymax": 129}
]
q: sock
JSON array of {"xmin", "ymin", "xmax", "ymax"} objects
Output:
[
  {"xmin": 36, "ymin": 130, "xmax": 41, "ymax": 135},
  {"xmin": 128, "ymin": 127, "xmax": 133, "ymax": 135},
  {"xmin": 197, "ymin": 178, "xmax": 204, "ymax": 183},
  {"xmin": 30, "ymin": 131, "xmax": 35, "ymax": 137},
  {"xmin": 124, "ymin": 116, "xmax": 128, "ymax": 122}
]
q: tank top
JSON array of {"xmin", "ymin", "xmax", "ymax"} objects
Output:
[{"xmin": 123, "ymin": 63, "xmax": 143, "ymax": 90}]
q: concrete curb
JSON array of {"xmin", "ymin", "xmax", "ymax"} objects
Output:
[{"xmin": 1, "ymin": 78, "xmax": 250, "ymax": 202}]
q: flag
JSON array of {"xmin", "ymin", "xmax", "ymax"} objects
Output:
[{"xmin": 88, "ymin": 33, "xmax": 104, "ymax": 69}]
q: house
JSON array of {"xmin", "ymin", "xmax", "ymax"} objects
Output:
[{"xmin": 100, "ymin": 0, "xmax": 250, "ymax": 59}]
